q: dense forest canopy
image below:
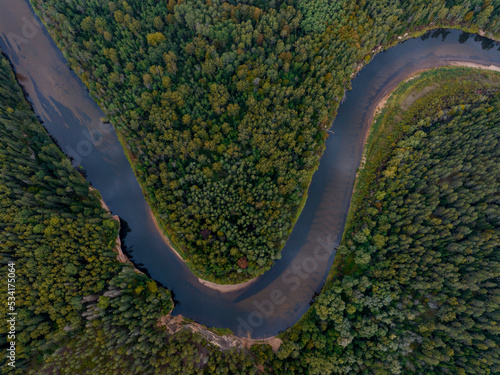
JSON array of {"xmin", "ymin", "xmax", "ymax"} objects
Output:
[
  {"xmin": 0, "ymin": 52, "xmax": 118, "ymax": 367},
  {"xmin": 273, "ymin": 67, "xmax": 500, "ymax": 374},
  {"xmin": 2, "ymin": 0, "xmax": 500, "ymax": 370},
  {"xmin": 0, "ymin": 53, "xmax": 175, "ymax": 373},
  {"xmin": 1, "ymin": 0, "xmax": 500, "ymax": 372},
  {"xmin": 0, "ymin": 50, "xmax": 266, "ymax": 375},
  {"xmin": 29, "ymin": 0, "xmax": 500, "ymax": 282},
  {"xmin": 3, "ymin": 53, "xmax": 497, "ymax": 373}
]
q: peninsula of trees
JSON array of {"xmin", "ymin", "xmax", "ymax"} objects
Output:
[
  {"xmin": 29, "ymin": 0, "xmax": 500, "ymax": 282},
  {"xmin": 2, "ymin": 52, "xmax": 497, "ymax": 375}
]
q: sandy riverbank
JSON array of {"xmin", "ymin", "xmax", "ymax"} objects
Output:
[
  {"xmin": 148, "ymin": 208, "xmax": 185, "ymax": 263},
  {"xmin": 148, "ymin": 208, "xmax": 260, "ymax": 293},
  {"xmin": 358, "ymin": 61, "xmax": 500, "ymax": 174},
  {"xmin": 448, "ymin": 61, "xmax": 500, "ymax": 71},
  {"xmin": 197, "ymin": 276, "xmax": 259, "ymax": 293}
]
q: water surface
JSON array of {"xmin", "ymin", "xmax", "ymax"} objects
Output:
[{"xmin": 1, "ymin": 1, "xmax": 499, "ymax": 337}]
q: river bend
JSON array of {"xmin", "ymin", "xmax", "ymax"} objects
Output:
[{"xmin": 1, "ymin": 1, "xmax": 499, "ymax": 337}]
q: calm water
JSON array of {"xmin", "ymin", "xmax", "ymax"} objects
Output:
[{"xmin": 1, "ymin": 1, "xmax": 499, "ymax": 337}]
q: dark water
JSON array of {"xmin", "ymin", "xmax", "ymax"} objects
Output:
[{"xmin": 1, "ymin": 1, "xmax": 499, "ymax": 338}]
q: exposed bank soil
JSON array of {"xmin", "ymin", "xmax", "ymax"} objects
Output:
[
  {"xmin": 197, "ymin": 277, "xmax": 259, "ymax": 293},
  {"xmin": 111, "ymin": 214, "xmax": 130, "ymax": 264},
  {"xmin": 356, "ymin": 62, "xmax": 500, "ymax": 177},
  {"xmin": 448, "ymin": 61, "xmax": 500, "ymax": 72},
  {"xmin": 148, "ymin": 208, "xmax": 260, "ymax": 292},
  {"xmin": 157, "ymin": 314, "xmax": 282, "ymax": 352},
  {"xmin": 89, "ymin": 187, "xmax": 138, "ymax": 268},
  {"xmin": 478, "ymin": 29, "xmax": 500, "ymax": 43}
]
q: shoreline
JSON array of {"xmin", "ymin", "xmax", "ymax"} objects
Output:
[
  {"xmin": 89, "ymin": 187, "xmax": 137, "ymax": 267},
  {"xmin": 112, "ymin": 214, "xmax": 130, "ymax": 264},
  {"xmin": 357, "ymin": 61, "xmax": 500, "ymax": 176},
  {"xmin": 324, "ymin": 63, "xmax": 500, "ymax": 292},
  {"xmin": 448, "ymin": 61, "xmax": 500, "ymax": 72},
  {"xmin": 147, "ymin": 207, "xmax": 185, "ymax": 263},
  {"xmin": 197, "ymin": 276, "xmax": 259, "ymax": 293},
  {"xmin": 158, "ymin": 314, "xmax": 282, "ymax": 352},
  {"xmin": 147, "ymin": 208, "xmax": 260, "ymax": 292}
]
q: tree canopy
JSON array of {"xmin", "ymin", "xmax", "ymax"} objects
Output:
[
  {"xmin": 272, "ymin": 67, "xmax": 500, "ymax": 374},
  {"xmin": 29, "ymin": 0, "xmax": 500, "ymax": 282}
]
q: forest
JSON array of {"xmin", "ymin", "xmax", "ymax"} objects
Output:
[
  {"xmin": 0, "ymin": 50, "xmax": 265, "ymax": 375},
  {"xmin": 272, "ymin": 67, "xmax": 500, "ymax": 374},
  {"xmin": 2, "ymin": 50, "xmax": 498, "ymax": 374},
  {"xmin": 28, "ymin": 0, "xmax": 500, "ymax": 282},
  {"xmin": 1, "ymin": 0, "xmax": 499, "ymax": 374}
]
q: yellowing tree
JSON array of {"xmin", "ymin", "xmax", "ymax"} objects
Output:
[{"xmin": 147, "ymin": 32, "xmax": 166, "ymax": 46}]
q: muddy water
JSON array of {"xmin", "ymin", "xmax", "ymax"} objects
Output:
[{"xmin": 1, "ymin": 1, "xmax": 499, "ymax": 337}]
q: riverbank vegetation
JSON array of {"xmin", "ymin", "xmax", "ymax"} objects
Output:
[
  {"xmin": 2, "ymin": 2, "xmax": 500, "ymax": 374},
  {"xmin": 0, "ymin": 51, "xmax": 115, "ymax": 370},
  {"xmin": 0, "ymin": 50, "xmax": 267, "ymax": 375},
  {"xmin": 11, "ymin": 42, "xmax": 308, "ymax": 374},
  {"xmin": 29, "ymin": 0, "xmax": 500, "ymax": 283},
  {"xmin": 272, "ymin": 66, "xmax": 500, "ymax": 374}
]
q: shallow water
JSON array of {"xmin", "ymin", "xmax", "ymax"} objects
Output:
[{"xmin": 1, "ymin": 1, "xmax": 499, "ymax": 337}]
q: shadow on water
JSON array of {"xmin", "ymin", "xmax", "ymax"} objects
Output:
[{"xmin": 1, "ymin": 0, "xmax": 499, "ymax": 337}]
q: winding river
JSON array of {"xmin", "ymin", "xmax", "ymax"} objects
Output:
[{"xmin": 1, "ymin": 0, "xmax": 499, "ymax": 338}]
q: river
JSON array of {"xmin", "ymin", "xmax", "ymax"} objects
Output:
[{"xmin": 1, "ymin": 0, "xmax": 499, "ymax": 338}]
